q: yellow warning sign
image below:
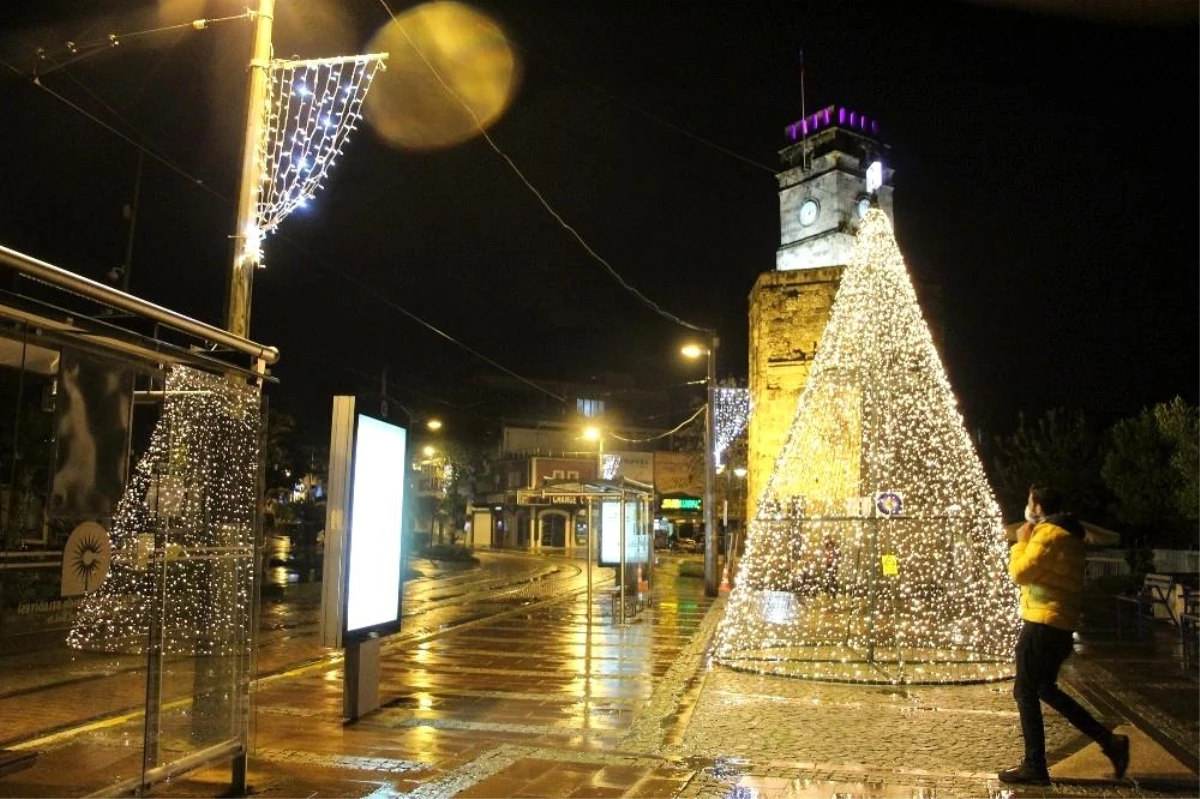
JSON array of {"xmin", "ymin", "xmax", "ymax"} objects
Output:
[{"xmin": 881, "ymin": 554, "xmax": 898, "ymax": 576}]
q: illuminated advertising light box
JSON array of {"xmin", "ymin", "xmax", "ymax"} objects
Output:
[
  {"xmin": 599, "ymin": 500, "xmax": 649, "ymax": 566},
  {"xmin": 321, "ymin": 397, "xmax": 408, "ymax": 648},
  {"xmin": 344, "ymin": 412, "xmax": 407, "ymax": 640}
]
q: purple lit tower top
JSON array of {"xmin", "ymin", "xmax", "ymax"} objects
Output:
[
  {"xmin": 774, "ymin": 103, "xmax": 893, "ymax": 272},
  {"xmin": 785, "ymin": 105, "xmax": 880, "ymax": 141}
]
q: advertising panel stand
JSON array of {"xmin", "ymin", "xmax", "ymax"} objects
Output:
[{"xmin": 320, "ymin": 396, "xmax": 408, "ymax": 719}]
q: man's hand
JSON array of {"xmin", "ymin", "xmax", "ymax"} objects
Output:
[{"xmin": 1016, "ymin": 522, "xmax": 1034, "ymax": 544}]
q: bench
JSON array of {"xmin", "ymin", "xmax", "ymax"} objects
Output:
[{"xmin": 1115, "ymin": 573, "xmax": 1177, "ymax": 638}]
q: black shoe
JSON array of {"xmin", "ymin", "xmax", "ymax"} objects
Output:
[
  {"xmin": 1105, "ymin": 733, "xmax": 1130, "ymax": 779},
  {"xmin": 997, "ymin": 762, "xmax": 1051, "ymax": 785}
]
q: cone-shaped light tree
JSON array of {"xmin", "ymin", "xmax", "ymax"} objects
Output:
[
  {"xmin": 69, "ymin": 366, "xmax": 260, "ymax": 655},
  {"xmin": 716, "ymin": 209, "xmax": 1019, "ymax": 684}
]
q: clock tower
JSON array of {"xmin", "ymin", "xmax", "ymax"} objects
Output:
[{"xmin": 747, "ymin": 106, "xmax": 894, "ymax": 520}]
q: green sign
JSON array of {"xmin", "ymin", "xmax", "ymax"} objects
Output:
[{"xmin": 661, "ymin": 497, "xmax": 702, "ymax": 512}]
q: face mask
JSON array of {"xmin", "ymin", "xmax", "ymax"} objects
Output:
[{"xmin": 1024, "ymin": 506, "xmax": 1042, "ymax": 524}]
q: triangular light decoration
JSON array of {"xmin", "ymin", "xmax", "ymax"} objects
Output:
[{"xmin": 715, "ymin": 209, "xmax": 1019, "ymax": 684}]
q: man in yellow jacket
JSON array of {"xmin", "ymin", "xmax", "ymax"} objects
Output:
[{"xmin": 998, "ymin": 485, "xmax": 1130, "ymax": 786}]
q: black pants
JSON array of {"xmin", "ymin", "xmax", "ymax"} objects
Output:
[{"xmin": 1013, "ymin": 620, "xmax": 1112, "ymax": 769}]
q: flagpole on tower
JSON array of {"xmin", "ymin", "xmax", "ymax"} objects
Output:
[{"xmin": 799, "ymin": 48, "xmax": 812, "ymax": 170}]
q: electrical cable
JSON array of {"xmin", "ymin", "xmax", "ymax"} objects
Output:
[
  {"xmin": 375, "ymin": 0, "xmax": 714, "ymax": 336},
  {"xmin": 512, "ymin": 42, "xmax": 775, "ymax": 175},
  {"xmin": 0, "ymin": 56, "xmax": 226, "ymax": 203},
  {"xmin": 271, "ymin": 235, "xmax": 567, "ymax": 403},
  {"xmin": 1, "ymin": 36, "xmax": 569, "ymax": 406},
  {"xmin": 26, "ymin": 12, "xmax": 251, "ymax": 79},
  {"xmin": 608, "ymin": 404, "xmax": 704, "ymax": 443}
]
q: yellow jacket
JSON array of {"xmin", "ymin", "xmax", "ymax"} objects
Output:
[{"xmin": 1008, "ymin": 515, "xmax": 1087, "ymax": 631}]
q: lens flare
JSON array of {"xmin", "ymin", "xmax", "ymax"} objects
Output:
[{"xmin": 364, "ymin": 2, "xmax": 519, "ymax": 151}]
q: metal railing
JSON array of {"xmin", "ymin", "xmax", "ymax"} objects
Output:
[{"xmin": 0, "ymin": 243, "xmax": 278, "ymax": 366}]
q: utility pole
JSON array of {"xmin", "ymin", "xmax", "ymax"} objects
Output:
[
  {"xmin": 224, "ymin": 0, "xmax": 275, "ymax": 338},
  {"xmin": 703, "ymin": 333, "xmax": 719, "ymax": 597},
  {"xmin": 203, "ymin": 4, "xmax": 274, "ymax": 793}
]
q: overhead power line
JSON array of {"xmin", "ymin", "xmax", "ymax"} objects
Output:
[
  {"xmin": 513, "ymin": 43, "xmax": 776, "ymax": 175},
  {"xmin": 0, "ymin": 23, "xmax": 567, "ymax": 405},
  {"xmin": 609, "ymin": 404, "xmax": 705, "ymax": 443},
  {"xmin": 375, "ymin": 0, "xmax": 713, "ymax": 336}
]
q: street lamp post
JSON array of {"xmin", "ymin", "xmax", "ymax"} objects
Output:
[
  {"xmin": 703, "ymin": 334, "xmax": 718, "ymax": 596},
  {"xmin": 683, "ymin": 335, "xmax": 719, "ymax": 597}
]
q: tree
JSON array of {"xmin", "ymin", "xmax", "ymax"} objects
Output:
[
  {"xmin": 415, "ymin": 436, "xmax": 493, "ymax": 546},
  {"xmin": 989, "ymin": 408, "xmax": 1105, "ymax": 522},
  {"xmin": 1102, "ymin": 397, "xmax": 1198, "ymax": 547},
  {"xmin": 1155, "ymin": 397, "xmax": 1199, "ymax": 522},
  {"xmin": 262, "ymin": 407, "xmax": 297, "ymax": 499}
]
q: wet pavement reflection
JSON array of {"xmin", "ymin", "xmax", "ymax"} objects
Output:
[{"xmin": 2, "ymin": 553, "xmax": 1197, "ymax": 799}]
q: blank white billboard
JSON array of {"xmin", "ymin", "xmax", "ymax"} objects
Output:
[{"xmin": 344, "ymin": 413, "xmax": 407, "ymax": 638}]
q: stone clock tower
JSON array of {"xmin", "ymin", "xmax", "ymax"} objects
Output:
[{"xmin": 747, "ymin": 106, "xmax": 894, "ymax": 519}]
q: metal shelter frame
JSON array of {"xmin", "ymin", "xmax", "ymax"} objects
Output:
[{"xmin": 528, "ymin": 478, "xmax": 654, "ymax": 625}]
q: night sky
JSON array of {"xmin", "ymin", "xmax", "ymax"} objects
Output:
[{"xmin": 2, "ymin": 1, "xmax": 1196, "ymax": 442}]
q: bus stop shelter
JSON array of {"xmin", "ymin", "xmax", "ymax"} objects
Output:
[{"xmin": 530, "ymin": 478, "xmax": 654, "ymax": 624}]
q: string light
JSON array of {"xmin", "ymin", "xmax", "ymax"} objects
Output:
[
  {"xmin": 716, "ymin": 210, "xmax": 1019, "ymax": 684},
  {"xmin": 254, "ymin": 54, "xmax": 388, "ymax": 264},
  {"xmin": 714, "ymin": 386, "xmax": 750, "ymax": 466},
  {"xmin": 68, "ymin": 367, "xmax": 261, "ymax": 655}
]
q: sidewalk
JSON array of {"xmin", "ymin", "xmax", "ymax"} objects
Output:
[{"xmin": 6, "ymin": 557, "xmax": 1198, "ymax": 798}]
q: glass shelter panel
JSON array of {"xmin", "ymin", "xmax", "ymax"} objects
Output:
[{"xmin": 0, "ymin": 323, "xmax": 261, "ymax": 795}]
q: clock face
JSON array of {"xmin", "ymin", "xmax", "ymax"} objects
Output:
[
  {"xmin": 857, "ymin": 197, "xmax": 871, "ymax": 218},
  {"xmin": 799, "ymin": 199, "xmax": 819, "ymax": 226}
]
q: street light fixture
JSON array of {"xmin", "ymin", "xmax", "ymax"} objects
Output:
[
  {"xmin": 582, "ymin": 426, "xmax": 604, "ymax": 479},
  {"xmin": 681, "ymin": 334, "xmax": 719, "ymax": 597},
  {"xmin": 425, "ymin": 418, "xmax": 443, "ymax": 431}
]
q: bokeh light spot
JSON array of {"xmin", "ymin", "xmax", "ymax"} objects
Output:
[{"xmin": 364, "ymin": 2, "xmax": 519, "ymax": 151}]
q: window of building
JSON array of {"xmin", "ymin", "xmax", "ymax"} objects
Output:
[{"xmin": 577, "ymin": 398, "xmax": 605, "ymax": 418}]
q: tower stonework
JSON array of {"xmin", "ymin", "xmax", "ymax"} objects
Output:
[{"xmin": 747, "ymin": 106, "xmax": 893, "ymax": 518}]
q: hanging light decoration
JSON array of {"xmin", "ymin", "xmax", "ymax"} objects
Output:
[
  {"xmin": 715, "ymin": 210, "xmax": 1019, "ymax": 684},
  {"xmin": 714, "ymin": 386, "xmax": 750, "ymax": 466},
  {"xmin": 249, "ymin": 53, "xmax": 388, "ymax": 264},
  {"xmin": 68, "ymin": 367, "xmax": 261, "ymax": 655}
]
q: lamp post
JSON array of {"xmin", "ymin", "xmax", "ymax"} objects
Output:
[
  {"xmin": 581, "ymin": 425, "xmax": 604, "ymax": 622},
  {"xmin": 682, "ymin": 334, "xmax": 719, "ymax": 597}
]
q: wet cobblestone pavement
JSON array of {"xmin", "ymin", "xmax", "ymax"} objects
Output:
[{"xmin": 2, "ymin": 554, "xmax": 1196, "ymax": 798}]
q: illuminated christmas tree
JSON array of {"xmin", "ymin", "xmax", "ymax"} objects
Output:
[
  {"xmin": 69, "ymin": 366, "xmax": 260, "ymax": 655},
  {"xmin": 715, "ymin": 209, "xmax": 1019, "ymax": 684}
]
